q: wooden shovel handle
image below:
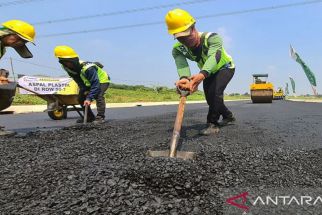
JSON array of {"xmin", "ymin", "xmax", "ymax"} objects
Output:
[{"xmin": 169, "ymin": 96, "xmax": 186, "ymax": 157}]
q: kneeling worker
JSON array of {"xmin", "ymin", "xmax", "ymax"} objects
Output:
[
  {"xmin": 165, "ymin": 9, "xmax": 235, "ymax": 135},
  {"xmin": 54, "ymin": 46, "xmax": 110, "ymax": 123}
]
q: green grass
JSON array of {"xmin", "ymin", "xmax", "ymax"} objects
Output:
[
  {"xmin": 12, "ymin": 84, "xmax": 250, "ymax": 105},
  {"xmin": 223, "ymin": 95, "xmax": 250, "ymax": 100},
  {"xmin": 105, "ymin": 88, "xmax": 206, "ymax": 103},
  {"xmin": 13, "ymin": 94, "xmax": 47, "ymax": 105}
]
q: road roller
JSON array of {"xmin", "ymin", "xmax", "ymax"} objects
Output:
[
  {"xmin": 273, "ymin": 87, "xmax": 285, "ymax": 100},
  {"xmin": 250, "ymin": 74, "xmax": 274, "ymax": 103}
]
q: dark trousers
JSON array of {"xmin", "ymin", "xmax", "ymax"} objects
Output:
[
  {"xmin": 96, "ymin": 83, "xmax": 109, "ymax": 118},
  {"xmin": 203, "ymin": 68, "xmax": 235, "ymax": 124},
  {"xmin": 78, "ymin": 83, "xmax": 109, "ymax": 120}
]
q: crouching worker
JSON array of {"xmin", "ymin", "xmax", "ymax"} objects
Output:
[
  {"xmin": 54, "ymin": 46, "xmax": 110, "ymax": 123},
  {"xmin": 165, "ymin": 9, "xmax": 236, "ymax": 135}
]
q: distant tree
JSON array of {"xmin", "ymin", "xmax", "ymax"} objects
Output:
[{"xmin": 154, "ymin": 86, "xmax": 165, "ymax": 93}]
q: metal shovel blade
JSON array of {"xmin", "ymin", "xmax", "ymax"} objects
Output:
[{"xmin": 147, "ymin": 150, "xmax": 196, "ymax": 160}]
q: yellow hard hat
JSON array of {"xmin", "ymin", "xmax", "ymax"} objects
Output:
[
  {"xmin": 165, "ymin": 9, "xmax": 196, "ymax": 35},
  {"xmin": 2, "ymin": 20, "xmax": 35, "ymax": 43},
  {"xmin": 54, "ymin": 46, "xmax": 79, "ymax": 59}
]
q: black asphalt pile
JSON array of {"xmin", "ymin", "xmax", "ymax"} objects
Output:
[{"xmin": 1, "ymin": 105, "xmax": 322, "ymax": 214}]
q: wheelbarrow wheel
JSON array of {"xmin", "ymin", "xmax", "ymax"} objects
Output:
[{"xmin": 48, "ymin": 106, "xmax": 67, "ymax": 120}]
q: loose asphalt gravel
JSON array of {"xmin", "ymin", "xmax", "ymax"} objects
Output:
[{"xmin": 0, "ymin": 100, "xmax": 322, "ymax": 214}]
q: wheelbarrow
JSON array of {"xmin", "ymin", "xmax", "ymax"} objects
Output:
[
  {"xmin": 40, "ymin": 94, "xmax": 83, "ymax": 120},
  {"xmin": 0, "ymin": 82, "xmax": 17, "ymax": 111},
  {"xmin": 0, "ymin": 69, "xmax": 16, "ymax": 111},
  {"xmin": 18, "ymin": 84, "xmax": 84, "ymax": 120}
]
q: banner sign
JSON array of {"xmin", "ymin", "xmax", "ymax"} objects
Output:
[
  {"xmin": 289, "ymin": 76, "xmax": 296, "ymax": 94},
  {"xmin": 285, "ymin": 82, "xmax": 289, "ymax": 95},
  {"xmin": 290, "ymin": 45, "xmax": 317, "ymax": 95},
  {"xmin": 18, "ymin": 76, "xmax": 79, "ymax": 95}
]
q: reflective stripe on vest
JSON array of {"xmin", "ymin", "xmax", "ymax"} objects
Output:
[
  {"xmin": 173, "ymin": 32, "xmax": 233, "ymax": 72},
  {"xmin": 80, "ymin": 63, "xmax": 110, "ymax": 87}
]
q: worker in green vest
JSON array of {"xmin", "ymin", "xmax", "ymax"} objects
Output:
[
  {"xmin": 0, "ymin": 20, "xmax": 36, "ymax": 137},
  {"xmin": 54, "ymin": 46, "xmax": 110, "ymax": 123},
  {"xmin": 166, "ymin": 9, "xmax": 236, "ymax": 135}
]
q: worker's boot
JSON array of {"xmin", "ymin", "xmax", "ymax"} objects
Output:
[
  {"xmin": 93, "ymin": 116, "xmax": 105, "ymax": 124},
  {"xmin": 0, "ymin": 129, "xmax": 16, "ymax": 137},
  {"xmin": 219, "ymin": 115, "xmax": 236, "ymax": 126},
  {"xmin": 199, "ymin": 123, "xmax": 220, "ymax": 136}
]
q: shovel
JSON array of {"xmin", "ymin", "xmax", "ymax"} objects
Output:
[{"xmin": 147, "ymin": 91, "xmax": 196, "ymax": 160}]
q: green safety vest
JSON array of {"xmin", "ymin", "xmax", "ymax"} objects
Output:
[
  {"xmin": 80, "ymin": 62, "xmax": 110, "ymax": 87},
  {"xmin": 63, "ymin": 61, "xmax": 110, "ymax": 87},
  {"xmin": 173, "ymin": 32, "xmax": 234, "ymax": 72}
]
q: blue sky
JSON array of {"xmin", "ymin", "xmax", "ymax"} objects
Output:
[{"xmin": 1, "ymin": 0, "xmax": 322, "ymax": 95}]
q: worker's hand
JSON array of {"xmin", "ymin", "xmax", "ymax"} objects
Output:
[
  {"xmin": 84, "ymin": 100, "xmax": 91, "ymax": 106},
  {"xmin": 0, "ymin": 76, "xmax": 9, "ymax": 84},
  {"xmin": 175, "ymin": 78, "xmax": 190, "ymax": 91},
  {"xmin": 189, "ymin": 73, "xmax": 206, "ymax": 94}
]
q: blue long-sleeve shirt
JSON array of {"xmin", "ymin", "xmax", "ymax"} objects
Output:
[{"xmin": 83, "ymin": 66, "xmax": 101, "ymax": 101}]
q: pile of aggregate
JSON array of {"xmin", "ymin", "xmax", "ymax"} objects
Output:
[{"xmin": 1, "ymin": 105, "xmax": 322, "ymax": 214}]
